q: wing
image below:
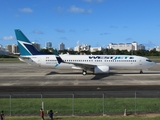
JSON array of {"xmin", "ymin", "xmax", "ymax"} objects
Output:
[{"xmin": 55, "ymin": 56, "xmax": 95, "ymax": 70}]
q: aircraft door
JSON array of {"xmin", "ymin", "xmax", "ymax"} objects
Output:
[
  {"xmin": 139, "ymin": 59, "xmax": 142, "ymax": 66},
  {"xmin": 37, "ymin": 57, "xmax": 41, "ymax": 66}
]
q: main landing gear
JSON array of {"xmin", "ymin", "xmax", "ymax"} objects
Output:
[
  {"xmin": 82, "ymin": 70, "xmax": 87, "ymax": 75},
  {"xmin": 140, "ymin": 70, "xmax": 143, "ymax": 74}
]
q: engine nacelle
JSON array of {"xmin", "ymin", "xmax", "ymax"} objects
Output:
[{"xmin": 94, "ymin": 66, "xmax": 110, "ymax": 74}]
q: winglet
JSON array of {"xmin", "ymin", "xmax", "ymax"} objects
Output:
[{"xmin": 56, "ymin": 56, "xmax": 64, "ymax": 64}]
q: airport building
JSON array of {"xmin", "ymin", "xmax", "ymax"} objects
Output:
[
  {"xmin": 108, "ymin": 42, "xmax": 145, "ymax": 51},
  {"xmin": 59, "ymin": 42, "xmax": 65, "ymax": 50}
]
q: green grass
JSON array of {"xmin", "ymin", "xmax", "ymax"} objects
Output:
[
  {"xmin": 145, "ymin": 56, "xmax": 160, "ymax": 62},
  {"xmin": 0, "ymin": 58, "xmax": 21, "ymax": 63},
  {"xmin": 0, "ymin": 98, "xmax": 160, "ymax": 116},
  {"xmin": 147, "ymin": 56, "xmax": 160, "ymax": 60},
  {"xmin": 5, "ymin": 116, "xmax": 160, "ymax": 120}
]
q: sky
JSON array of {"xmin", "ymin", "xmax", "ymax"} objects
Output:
[{"xmin": 0, "ymin": 0, "xmax": 160, "ymax": 50}]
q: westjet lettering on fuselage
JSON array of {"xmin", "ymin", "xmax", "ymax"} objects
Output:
[
  {"xmin": 88, "ymin": 56, "xmax": 134, "ymax": 60},
  {"xmin": 15, "ymin": 29, "xmax": 156, "ymax": 75}
]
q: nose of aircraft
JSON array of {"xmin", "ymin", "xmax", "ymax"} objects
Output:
[{"xmin": 151, "ymin": 61, "xmax": 156, "ymax": 67}]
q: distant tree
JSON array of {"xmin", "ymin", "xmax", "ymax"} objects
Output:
[
  {"xmin": 0, "ymin": 55, "xmax": 19, "ymax": 58},
  {"xmin": 40, "ymin": 49, "xmax": 53, "ymax": 54},
  {"xmin": 149, "ymin": 48, "xmax": 159, "ymax": 56},
  {"xmin": 121, "ymin": 50, "xmax": 130, "ymax": 55}
]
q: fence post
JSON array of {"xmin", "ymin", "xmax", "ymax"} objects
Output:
[
  {"xmin": 41, "ymin": 94, "xmax": 44, "ymax": 110},
  {"xmin": 72, "ymin": 93, "xmax": 74, "ymax": 116},
  {"xmin": 9, "ymin": 94, "xmax": 11, "ymax": 116},
  {"xmin": 134, "ymin": 91, "xmax": 137, "ymax": 115},
  {"xmin": 102, "ymin": 93, "xmax": 105, "ymax": 116}
]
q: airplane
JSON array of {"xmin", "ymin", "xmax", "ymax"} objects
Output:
[{"xmin": 15, "ymin": 29, "xmax": 156, "ymax": 75}]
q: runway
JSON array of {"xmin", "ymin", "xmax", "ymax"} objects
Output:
[{"xmin": 0, "ymin": 63, "xmax": 160, "ymax": 94}]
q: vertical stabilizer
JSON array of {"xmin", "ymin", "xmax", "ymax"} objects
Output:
[{"xmin": 15, "ymin": 29, "xmax": 45, "ymax": 56}]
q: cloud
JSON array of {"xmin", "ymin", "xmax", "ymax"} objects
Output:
[
  {"xmin": 123, "ymin": 26, "xmax": 128, "ymax": 28},
  {"xmin": 14, "ymin": 14, "xmax": 19, "ymax": 17},
  {"xmin": 84, "ymin": 29, "xmax": 89, "ymax": 31},
  {"xmin": 33, "ymin": 30, "xmax": 44, "ymax": 34},
  {"xmin": 68, "ymin": 6, "xmax": 92, "ymax": 14},
  {"xmin": 143, "ymin": 41, "xmax": 155, "ymax": 49},
  {"xmin": 110, "ymin": 25, "xmax": 118, "ymax": 28},
  {"xmin": 76, "ymin": 40, "xmax": 80, "ymax": 45},
  {"xmin": 125, "ymin": 38, "xmax": 133, "ymax": 41},
  {"xmin": 55, "ymin": 29, "xmax": 65, "ymax": 33},
  {"xmin": 69, "ymin": 29, "xmax": 76, "ymax": 32},
  {"xmin": 19, "ymin": 8, "xmax": 33, "ymax": 13},
  {"xmin": 60, "ymin": 37, "xmax": 67, "ymax": 40},
  {"xmin": 83, "ymin": 0, "xmax": 105, "ymax": 3},
  {"xmin": 100, "ymin": 32, "xmax": 110, "ymax": 35},
  {"xmin": 1, "ymin": 36, "xmax": 15, "ymax": 40},
  {"xmin": 53, "ymin": 6, "xmax": 64, "ymax": 14},
  {"xmin": 55, "ymin": 6, "xmax": 64, "ymax": 12}
]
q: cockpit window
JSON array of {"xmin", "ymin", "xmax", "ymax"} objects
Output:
[{"xmin": 146, "ymin": 59, "xmax": 152, "ymax": 62}]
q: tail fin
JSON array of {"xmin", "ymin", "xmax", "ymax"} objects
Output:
[{"xmin": 15, "ymin": 29, "xmax": 45, "ymax": 56}]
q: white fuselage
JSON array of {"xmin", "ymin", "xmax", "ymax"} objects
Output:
[{"xmin": 19, "ymin": 54, "xmax": 156, "ymax": 71}]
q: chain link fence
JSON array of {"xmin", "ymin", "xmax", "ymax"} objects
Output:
[{"xmin": 0, "ymin": 91, "xmax": 160, "ymax": 116}]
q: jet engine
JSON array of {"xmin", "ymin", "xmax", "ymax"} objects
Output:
[{"xmin": 94, "ymin": 66, "xmax": 110, "ymax": 74}]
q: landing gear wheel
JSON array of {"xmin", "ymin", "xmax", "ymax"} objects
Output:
[
  {"xmin": 140, "ymin": 70, "xmax": 143, "ymax": 74},
  {"xmin": 82, "ymin": 70, "xmax": 87, "ymax": 75}
]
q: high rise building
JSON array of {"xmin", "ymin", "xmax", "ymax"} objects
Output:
[
  {"xmin": 46, "ymin": 42, "xmax": 52, "ymax": 48},
  {"xmin": 6, "ymin": 45, "xmax": 12, "ymax": 53},
  {"xmin": 74, "ymin": 44, "xmax": 90, "ymax": 52},
  {"xmin": 59, "ymin": 42, "xmax": 65, "ymax": 50},
  {"xmin": 0, "ymin": 44, "xmax": 2, "ymax": 49},
  {"xmin": 32, "ymin": 42, "xmax": 41, "ymax": 51},
  {"xmin": 0, "ymin": 44, "xmax": 9, "ymax": 55},
  {"xmin": 12, "ymin": 44, "xmax": 19, "ymax": 54},
  {"xmin": 138, "ymin": 44, "xmax": 145, "ymax": 50}
]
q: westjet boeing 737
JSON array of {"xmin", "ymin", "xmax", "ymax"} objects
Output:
[{"xmin": 15, "ymin": 29, "xmax": 156, "ymax": 75}]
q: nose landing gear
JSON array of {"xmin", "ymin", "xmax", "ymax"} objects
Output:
[
  {"xmin": 140, "ymin": 70, "xmax": 143, "ymax": 74},
  {"xmin": 82, "ymin": 70, "xmax": 87, "ymax": 75}
]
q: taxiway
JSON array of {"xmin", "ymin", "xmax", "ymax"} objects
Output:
[{"xmin": 0, "ymin": 63, "xmax": 160, "ymax": 94}]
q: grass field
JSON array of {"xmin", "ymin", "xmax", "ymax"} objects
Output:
[
  {"xmin": 0, "ymin": 58, "xmax": 21, "ymax": 63},
  {"xmin": 0, "ymin": 98, "xmax": 160, "ymax": 116},
  {"xmin": 5, "ymin": 116, "xmax": 160, "ymax": 120},
  {"xmin": 147, "ymin": 56, "xmax": 160, "ymax": 62}
]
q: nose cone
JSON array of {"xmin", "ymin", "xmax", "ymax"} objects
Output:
[{"xmin": 151, "ymin": 61, "xmax": 156, "ymax": 67}]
